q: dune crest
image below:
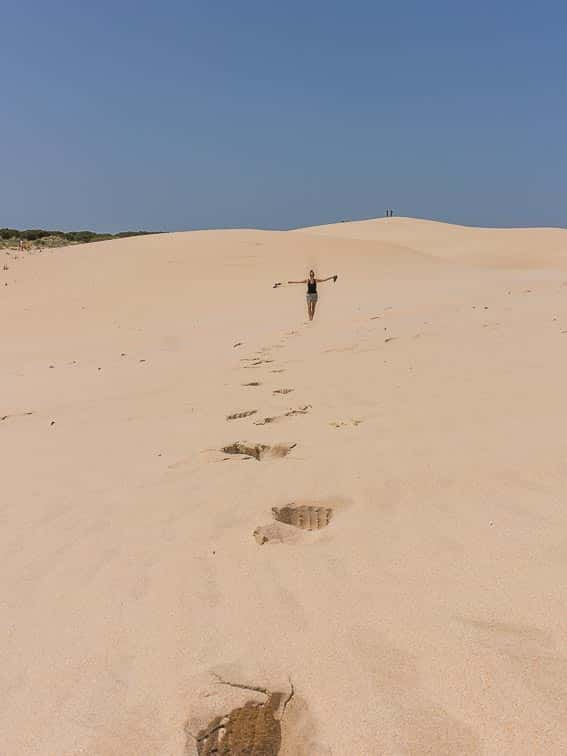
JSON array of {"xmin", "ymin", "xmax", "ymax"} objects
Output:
[{"xmin": 295, "ymin": 215, "xmax": 567, "ymax": 268}]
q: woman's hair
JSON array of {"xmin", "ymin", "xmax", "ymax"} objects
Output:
[{"xmin": 309, "ymin": 269, "xmax": 315, "ymax": 276}]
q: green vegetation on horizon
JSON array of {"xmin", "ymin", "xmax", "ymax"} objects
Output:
[{"xmin": 0, "ymin": 227, "xmax": 161, "ymax": 248}]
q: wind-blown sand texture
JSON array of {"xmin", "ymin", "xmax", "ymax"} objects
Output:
[{"xmin": 2, "ymin": 217, "xmax": 567, "ymax": 754}]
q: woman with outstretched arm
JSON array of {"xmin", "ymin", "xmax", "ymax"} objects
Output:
[{"xmin": 286, "ymin": 269, "xmax": 338, "ymax": 321}]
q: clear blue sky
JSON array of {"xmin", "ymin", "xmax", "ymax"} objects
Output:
[{"xmin": 2, "ymin": 0, "xmax": 566, "ymax": 232}]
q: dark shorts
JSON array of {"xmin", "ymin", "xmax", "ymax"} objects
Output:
[{"xmin": 306, "ymin": 293, "xmax": 318, "ymax": 303}]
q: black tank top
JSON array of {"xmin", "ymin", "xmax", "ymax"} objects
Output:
[{"xmin": 307, "ymin": 279, "xmax": 317, "ymax": 294}]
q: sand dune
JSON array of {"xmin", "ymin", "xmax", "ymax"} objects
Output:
[
  {"xmin": 298, "ymin": 216, "xmax": 567, "ymax": 268},
  {"xmin": 2, "ymin": 218, "xmax": 567, "ymax": 754}
]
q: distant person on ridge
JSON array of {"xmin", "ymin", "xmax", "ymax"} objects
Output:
[{"xmin": 286, "ymin": 269, "xmax": 338, "ymax": 321}]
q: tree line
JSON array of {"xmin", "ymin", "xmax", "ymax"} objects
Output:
[{"xmin": 0, "ymin": 228, "xmax": 160, "ymax": 243}]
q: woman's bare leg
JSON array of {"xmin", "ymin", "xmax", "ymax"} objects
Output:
[{"xmin": 311, "ymin": 301, "xmax": 317, "ymax": 320}]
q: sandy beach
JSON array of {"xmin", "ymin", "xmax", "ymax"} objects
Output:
[{"xmin": 2, "ymin": 216, "xmax": 567, "ymax": 754}]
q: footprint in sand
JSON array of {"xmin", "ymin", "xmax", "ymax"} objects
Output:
[
  {"xmin": 273, "ymin": 503, "xmax": 333, "ymax": 529},
  {"xmin": 253, "ymin": 416, "xmax": 279, "ymax": 426},
  {"xmin": 226, "ymin": 410, "xmax": 258, "ymax": 421},
  {"xmin": 221, "ymin": 441, "xmax": 296, "ymax": 461},
  {"xmin": 285, "ymin": 405, "xmax": 311, "ymax": 417},
  {"xmin": 253, "ymin": 502, "xmax": 334, "ymax": 545},
  {"xmin": 329, "ymin": 417, "xmax": 364, "ymax": 428},
  {"xmin": 329, "ymin": 418, "xmax": 363, "ymax": 429},
  {"xmin": 243, "ymin": 381, "xmax": 261, "ymax": 387},
  {"xmin": 273, "ymin": 388, "xmax": 293, "ymax": 395},
  {"xmin": 254, "ymin": 406, "xmax": 311, "ymax": 426},
  {"xmin": 241, "ymin": 358, "xmax": 274, "ymax": 368},
  {"xmin": 189, "ymin": 676, "xmax": 294, "ymax": 756}
]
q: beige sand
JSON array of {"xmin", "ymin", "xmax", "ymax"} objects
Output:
[{"xmin": 2, "ymin": 217, "xmax": 567, "ymax": 754}]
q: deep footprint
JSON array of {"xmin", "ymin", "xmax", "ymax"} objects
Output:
[
  {"xmin": 242, "ymin": 382, "xmax": 261, "ymax": 387},
  {"xmin": 272, "ymin": 504, "xmax": 333, "ymax": 530},
  {"xmin": 273, "ymin": 388, "xmax": 293, "ymax": 395},
  {"xmin": 222, "ymin": 441, "xmax": 296, "ymax": 461},
  {"xmin": 193, "ymin": 679, "xmax": 292, "ymax": 755}
]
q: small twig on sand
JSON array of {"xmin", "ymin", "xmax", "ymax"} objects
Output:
[
  {"xmin": 281, "ymin": 677, "xmax": 295, "ymax": 718},
  {"xmin": 212, "ymin": 673, "xmax": 270, "ymax": 698}
]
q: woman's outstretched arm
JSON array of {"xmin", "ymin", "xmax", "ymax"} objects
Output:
[
  {"xmin": 316, "ymin": 275, "xmax": 338, "ymax": 283},
  {"xmin": 287, "ymin": 279, "xmax": 307, "ymax": 284}
]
